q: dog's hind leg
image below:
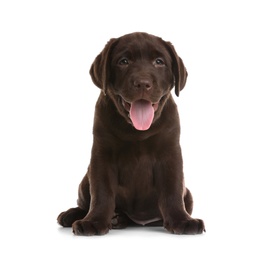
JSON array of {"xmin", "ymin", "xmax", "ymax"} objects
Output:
[
  {"xmin": 57, "ymin": 169, "xmax": 91, "ymax": 227},
  {"xmin": 57, "ymin": 207, "xmax": 88, "ymax": 227},
  {"xmin": 184, "ymin": 187, "xmax": 193, "ymax": 215}
]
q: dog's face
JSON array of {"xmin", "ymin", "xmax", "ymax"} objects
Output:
[{"xmin": 90, "ymin": 32, "xmax": 187, "ymax": 131}]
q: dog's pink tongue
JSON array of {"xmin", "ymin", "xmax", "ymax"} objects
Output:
[{"xmin": 130, "ymin": 99, "xmax": 154, "ymax": 131}]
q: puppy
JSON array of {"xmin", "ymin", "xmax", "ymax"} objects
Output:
[{"xmin": 57, "ymin": 32, "xmax": 205, "ymax": 235}]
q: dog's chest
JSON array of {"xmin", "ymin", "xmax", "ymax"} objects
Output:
[
  {"xmin": 116, "ymin": 142, "xmax": 156, "ymax": 189},
  {"xmin": 115, "ymin": 142, "xmax": 161, "ymax": 223}
]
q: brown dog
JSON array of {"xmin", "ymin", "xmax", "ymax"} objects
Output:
[{"xmin": 57, "ymin": 32, "xmax": 205, "ymax": 235}]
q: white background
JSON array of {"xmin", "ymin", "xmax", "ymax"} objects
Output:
[{"xmin": 1, "ymin": 0, "xmax": 263, "ymax": 259}]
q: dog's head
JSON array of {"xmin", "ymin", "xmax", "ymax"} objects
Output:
[{"xmin": 90, "ymin": 32, "xmax": 187, "ymax": 131}]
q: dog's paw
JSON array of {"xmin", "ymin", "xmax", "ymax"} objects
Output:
[
  {"xmin": 57, "ymin": 207, "xmax": 87, "ymax": 227},
  {"xmin": 111, "ymin": 213, "xmax": 129, "ymax": 229},
  {"xmin": 72, "ymin": 220, "xmax": 111, "ymax": 236},
  {"xmin": 164, "ymin": 218, "xmax": 205, "ymax": 235}
]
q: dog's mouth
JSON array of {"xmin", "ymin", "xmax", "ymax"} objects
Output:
[{"xmin": 120, "ymin": 97, "xmax": 159, "ymax": 131}]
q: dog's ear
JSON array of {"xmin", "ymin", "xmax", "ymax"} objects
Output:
[
  {"xmin": 89, "ymin": 38, "xmax": 118, "ymax": 95},
  {"xmin": 164, "ymin": 41, "xmax": 188, "ymax": 97}
]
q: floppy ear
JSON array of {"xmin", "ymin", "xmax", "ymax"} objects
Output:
[
  {"xmin": 164, "ymin": 41, "xmax": 188, "ymax": 97},
  {"xmin": 89, "ymin": 38, "xmax": 118, "ymax": 95}
]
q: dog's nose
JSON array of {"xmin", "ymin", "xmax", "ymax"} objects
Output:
[{"xmin": 134, "ymin": 79, "xmax": 152, "ymax": 90}]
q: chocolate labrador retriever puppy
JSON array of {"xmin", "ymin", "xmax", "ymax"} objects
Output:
[{"xmin": 57, "ymin": 32, "xmax": 205, "ymax": 235}]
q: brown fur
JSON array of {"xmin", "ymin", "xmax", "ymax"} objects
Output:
[{"xmin": 57, "ymin": 32, "xmax": 205, "ymax": 235}]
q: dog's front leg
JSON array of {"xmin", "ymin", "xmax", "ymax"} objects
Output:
[
  {"xmin": 155, "ymin": 149, "xmax": 205, "ymax": 235},
  {"xmin": 72, "ymin": 158, "xmax": 117, "ymax": 236}
]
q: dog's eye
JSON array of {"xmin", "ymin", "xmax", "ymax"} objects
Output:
[
  {"xmin": 118, "ymin": 58, "xmax": 129, "ymax": 65},
  {"xmin": 154, "ymin": 58, "xmax": 165, "ymax": 67}
]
